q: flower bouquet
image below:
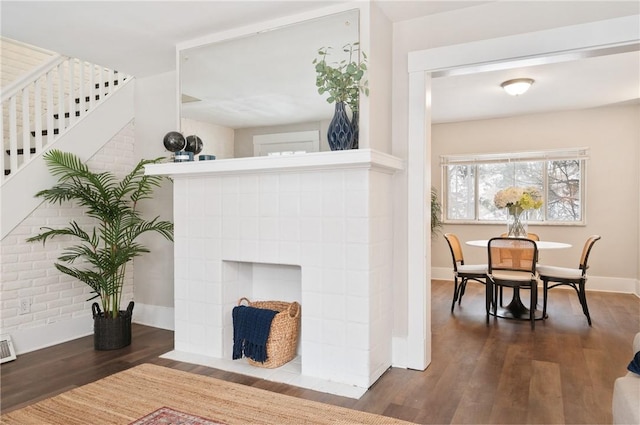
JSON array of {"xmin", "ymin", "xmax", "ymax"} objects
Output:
[{"xmin": 494, "ymin": 186, "xmax": 543, "ymax": 237}]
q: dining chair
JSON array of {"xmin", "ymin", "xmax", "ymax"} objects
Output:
[
  {"xmin": 487, "ymin": 237, "xmax": 539, "ymax": 329},
  {"xmin": 497, "ymin": 232, "xmax": 540, "ymax": 305},
  {"xmin": 443, "ymin": 233, "xmax": 487, "ymax": 312},
  {"xmin": 537, "ymin": 235, "xmax": 601, "ymax": 326}
]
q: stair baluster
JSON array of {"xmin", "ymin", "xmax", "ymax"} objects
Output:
[{"xmin": 2, "ymin": 56, "xmax": 131, "ymax": 181}]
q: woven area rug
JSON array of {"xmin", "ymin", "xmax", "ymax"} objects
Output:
[{"xmin": 1, "ymin": 363, "xmax": 414, "ymax": 425}]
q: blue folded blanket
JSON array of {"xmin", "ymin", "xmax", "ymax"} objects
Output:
[
  {"xmin": 232, "ymin": 305, "xmax": 278, "ymax": 363},
  {"xmin": 628, "ymin": 351, "xmax": 640, "ymax": 375}
]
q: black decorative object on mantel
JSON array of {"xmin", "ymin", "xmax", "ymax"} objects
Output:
[
  {"xmin": 327, "ymin": 102, "xmax": 354, "ymax": 150},
  {"xmin": 163, "ymin": 131, "xmax": 186, "ymax": 152},
  {"xmin": 185, "ymin": 135, "xmax": 203, "ymax": 155}
]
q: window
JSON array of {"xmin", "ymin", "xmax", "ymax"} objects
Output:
[{"xmin": 442, "ymin": 148, "xmax": 588, "ymax": 224}]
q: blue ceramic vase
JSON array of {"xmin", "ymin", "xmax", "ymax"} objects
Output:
[{"xmin": 327, "ymin": 102, "xmax": 354, "ymax": 150}]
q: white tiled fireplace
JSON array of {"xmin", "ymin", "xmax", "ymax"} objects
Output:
[{"xmin": 146, "ymin": 149, "xmax": 403, "ymax": 396}]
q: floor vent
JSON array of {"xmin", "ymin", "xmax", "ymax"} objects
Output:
[{"xmin": 0, "ymin": 335, "xmax": 17, "ymax": 363}]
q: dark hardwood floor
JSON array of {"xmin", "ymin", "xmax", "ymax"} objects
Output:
[{"xmin": 2, "ymin": 280, "xmax": 638, "ymax": 424}]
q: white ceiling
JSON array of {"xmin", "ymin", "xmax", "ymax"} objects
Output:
[{"xmin": 1, "ymin": 1, "xmax": 638, "ymax": 127}]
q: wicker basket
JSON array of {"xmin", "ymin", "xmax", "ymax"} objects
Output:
[{"xmin": 237, "ymin": 297, "xmax": 300, "ymax": 369}]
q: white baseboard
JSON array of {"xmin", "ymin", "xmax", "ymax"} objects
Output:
[
  {"xmin": 431, "ymin": 267, "xmax": 639, "ymax": 296},
  {"xmin": 8, "ymin": 316, "xmax": 93, "ymax": 355},
  {"xmin": 6, "ymin": 303, "xmax": 174, "ymax": 356}
]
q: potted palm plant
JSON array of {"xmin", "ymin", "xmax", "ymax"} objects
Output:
[
  {"xmin": 313, "ymin": 42, "xmax": 368, "ymax": 150},
  {"xmin": 27, "ymin": 150, "xmax": 173, "ymax": 350}
]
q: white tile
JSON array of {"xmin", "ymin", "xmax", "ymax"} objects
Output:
[
  {"xmin": 321, "ymin": 268, "xmax": 346, "ymax": 295},
  {"xmin": 321, "ymin": 217, "xmax": 345, "ymax": 243},
  {"xmin": 300, "ymin": 191, "xmax": 322, "ymax": 217},
  {"xmin": 188, "ymin": 302, "xmax": 207, "ymax": 325},
  {"xmin": 299, "ymin": 171, "xmax": 323, "ymax": 192},
  {"xmin": 188, "ymin": 259, "xmax": 205, "ymax": 281},
  {"xmin": 278, "ymin": 241, "xmax": 300, "ymax": 265},
  {"xmin": 346, "ymin": 322, "xmax": 370, "ymax": 350},
  {"xmin": 189, "ymin": 281, "xmax": 207, "ymax": 303},
  {"xmin": 259, "ymin": 192, "xmax": 279, "ymax": 217},
  {"xmin": 279, "ymin": 173, "xmax": 300, "ymax": 192},
  {"xmin": 238, "ymin": 193, "xmax": 259, "ymax": 217},
  {"xmin": 345, "ymin": 170, "xmax": 369, "ymax": 192},
  {"xmin": 279, "ymin": 217, "xmax": 299, "ymax": 241},
  {"xmin": 301, "ymin": 291, "xmax": 323, "ymax": 318},
  {"xmin": 204, "ymin": 194, "xmax": 222, "ymax": 217},
  {"xmin": 222, "ymin": 217, "xmax": 240, "ymax": 240},
  {"xmin": 346, "ymin": 295, "xmax": 369, "ymax": 323},
  {"xmin": 259, "ymin": 173, "xmax": 279, "ymax": 192},
  {"xmin": 188, "ymin": 236, "xmax": 205, "ymax": 258},
  {"xmin": 258, "ymin": 240, "xmax": 279, "ymax": 263},
  {"xmin": 259, "ymin": 217, "xmax": 278, "ymax": 240},
  {"xmin": 239, "ymin": 217, "xmax": 258, "ymax": 240},
  {"xmin": 300, "ymin": 242, "xmax": 322, "ymax": 266},
  {"xmin": 299, "ymin": 217, "xmax": 321, "ymax": 242},
  {"xmin": 238, "ymin": 175, "xmax": 258, "ymax": 193},
  {"xmin": 322, "ymin": 293, "xmax": 346, "ymax": 322},
  {"xmin": 279, "ymin": 192, "xmax": 300, "ymax": 217},
  {"xmin": 322, "ymin": 318, "xmax": 346, "ymax": 346},
  {"xmin": 322, "ymin": 189, "xmax": 345, "ymax": 217},
  {"xmin": 222, "ymin": 193, "xmax": 240, "ymax": 217},
  {"xmin": 302, "ymin": 316, "xmax": 322, "ymax": 343},
  {"xmin": 175, "ymin": 278, "xmax": 189, "ymax": 300},
  {"xmin": 346, "ymin": 243, "xmax": 369, "ymax": 270},
  {"xmin": 346, "ymin": 218, "xmax": 370, "ymax": 243},
  {"xmin": 239, "ymin": 240, "xmax": 259, "ymax": 261},
  {"xmin": 322, "ymin": 243, "xmax": 345, "ymax": 270},
  {"xmin": 345, "ymin": 190, "xmax": 368, "ymax": 218},
  {"xmin": 346, "ymin": 270, "xmax": 369, "ymax": 297},
  {"xmin": 301, "ymin": 266, "xmax": 322, "ymax": 292},
  {"xmin": 174, "ymin": 299, "xmax": 188, "ymax": 321},
  {"xmin": 221, "ymin": 176, "xmax": 239, "ymax": 193}
]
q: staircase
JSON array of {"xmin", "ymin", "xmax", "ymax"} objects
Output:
[{"xmin": 1, "ymin": 50, "xmax": 135, "ymax": 239}]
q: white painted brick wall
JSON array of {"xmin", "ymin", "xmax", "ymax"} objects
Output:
[{"xmin": 0, "ymin": 122, "xmax": 136, "ymax": 334}]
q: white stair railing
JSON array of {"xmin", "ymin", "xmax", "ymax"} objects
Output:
[{"xmin": 1, "ymin": 56, "xmax": 130, "ymax": 183}]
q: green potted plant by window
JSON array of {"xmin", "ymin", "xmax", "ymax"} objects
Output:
[
  {"xmin": 313, "ymin": 42, "xmax": 368, "ymax": 150},
  {"xmin": 27, "ymin": 150, "xmax": 173, "ymax": 350},
  {"xmin": 431, "ymin": 186, "xmax": 444, "ymax": 238}
]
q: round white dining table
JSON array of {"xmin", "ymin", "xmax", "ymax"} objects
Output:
[{"xmin": 465, "ymin": 239, "xmax": 572, "ymax": 320}]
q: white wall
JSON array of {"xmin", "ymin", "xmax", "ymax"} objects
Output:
[
  {"xmin": 132, "ymin": 71, "xmax": 178, "ymax": 329},
  {"xmin": 0, "ymin": 125, "xmax": 136, "ymax": 354},
  {"xmin": 181, "ymin": 117, "xmax": 234, "ymax": 159},
  {"xmin": 234, "ymin": 120, "xmax": 329, "ymax": 158},
  {"xmin": 431, "ymin": 104, "xmax": 639, "ymax": 284}
]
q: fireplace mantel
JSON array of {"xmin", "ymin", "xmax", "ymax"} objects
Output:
[
  {"xmin": 145, "ymin": 149, "xmax": 403, "ymax": 397},
  {"xmin": 145, "ymin": 149, "xmax": 403, "ymax": 177}
]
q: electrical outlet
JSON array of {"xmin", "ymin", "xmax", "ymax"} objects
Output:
[{"xmin": 19, "ymin": 297, "xmax": 31, "ymax": 315}]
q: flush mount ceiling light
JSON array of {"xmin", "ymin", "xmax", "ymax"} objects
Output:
[{"xmin": 501, "ymin": 78, "xmax": 534, "ymax": 96}]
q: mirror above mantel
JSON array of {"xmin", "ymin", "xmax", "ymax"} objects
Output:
[{"xmin": 178, "ymin": 9, "xmax": 360, "ymax": 159}]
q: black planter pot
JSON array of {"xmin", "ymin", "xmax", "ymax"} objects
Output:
[{"xmin": 92, "ymin": 301, "xmax": 134, "ymax": 350}]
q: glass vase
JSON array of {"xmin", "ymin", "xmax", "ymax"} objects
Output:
[{"xmin": 506, "ymin": 207, "xmax": 528, "ymax": 238}]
